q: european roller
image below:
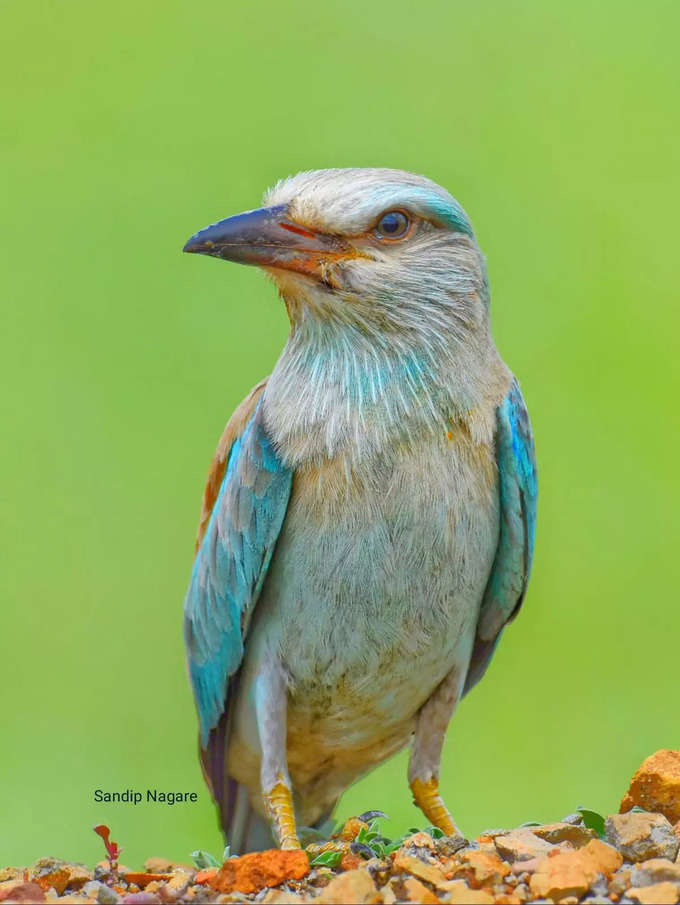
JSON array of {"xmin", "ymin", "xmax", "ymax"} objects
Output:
[{"xmin": 182, "ymin": 168, "xmax": 537, "ymax": 854}]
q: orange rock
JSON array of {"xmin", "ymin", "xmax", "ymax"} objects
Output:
[
  {"xmin": 529, "ymin": 839, "xmax": 622, "ymax": 902},
  {"xmin": 621, "ymin": 750, "xmax": 680, "ymax": 824},
  {"xmin": 124, "ymin": 872, "xmax": 173, "ymax": 888},
  {"xmin": 401, "ymin": 832, "xmax": 436, "ymax": 850},
  {"xmin": 315, "ymin": 868, "xmax": 379, "ymax": 904},
  {"xmin": 63, "ymin": 864, "xmax": 92, "ymax": 890},
  {"xmin": 495, "ymin": 895, "xmax": 523, "ymax": 905},
  {"xmin": 450, "ymin": 849, "xmax": 510, "ymax": 888},
  {"xmin": 338, "ymin": 818, "xmax": 369, "ymax": 841},
  {"xmin": 401, "ymin": 876, "xmax": 440, "ymax": 904},
  {"xmin": 193, "ymin": 867, "xmax": 218, "ymax": 884},
  {"xmin": 209, "ymin": 849, "xmax": 309, "ymax": 895},
  {"xmin": 339, "ymin": 852, "xmax": 362, "ymax": 871},
  {"xmin": 392, "ymin": 852, "xmax": 447, "ymax": 887},
  {"xmin": 31, "ymin": 868, "xmax": 69, "ymax": 894},
  {"xmin": 627, "ymin": 882, "xmax": 679, "ymax": 905}
]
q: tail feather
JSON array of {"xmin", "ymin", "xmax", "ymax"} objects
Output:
[
  {"xmin": 228, "ymin": 781, "xmax": 276, "ymax": 854},
  {"xmin": 199, "ymin": 703, "xmax": 336, "ymax": 854},
  {"xmin": 199, "ymin": 708, "xmax": 275, "ymax": 854}
]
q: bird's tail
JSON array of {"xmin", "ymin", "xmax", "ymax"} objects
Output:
[
  {"xmin": 225, "ymin": 779, "xmax": 276, "ymax": 854},
  {"xmin": 199, "ymin": 710, "xmax": 275, "ymax": 855}
]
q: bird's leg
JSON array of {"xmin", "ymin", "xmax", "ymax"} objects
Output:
[
  {"xmin": 254, "ymin": 658, "xmax": 300, "ymax": 850},
  {"xmin": 409, "ymin": 666, "xmax": 463, "ymax": 836}
]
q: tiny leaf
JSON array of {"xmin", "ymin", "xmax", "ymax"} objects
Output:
[
  {"xmin": 310, "ymin": 850, "xmax": 343, "ymax": 868},
  {"xmin": 577, "ymin": 808, "xmax": 606, "ymax": 838},
  {"xmin": 190, "ymin": 850, "xmax": 220, "ymax": 869}
]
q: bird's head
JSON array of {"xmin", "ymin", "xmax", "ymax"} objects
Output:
[{"xmin": 184, "ymin": 168, "xmax": 490, "ymax": 351}]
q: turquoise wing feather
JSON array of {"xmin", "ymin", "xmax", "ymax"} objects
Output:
[
  {"xmin": 464, "ymin": 378, "xmax": 537, "ymax": 693},
  {"xmin": 184, "ymin": 397, "xmax": 292, "ymax": 747}
]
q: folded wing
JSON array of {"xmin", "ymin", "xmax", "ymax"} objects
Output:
[{"xmin": 464, "ymin": 377, "xmax": 538, "ymax": 693}]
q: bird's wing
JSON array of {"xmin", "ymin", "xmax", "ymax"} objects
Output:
[
  {"xmin": 464, "ymin": 377, "xmax": 537, "ymax": 694},
  {"xmin": 184, "ymin": 379, "xmax": 293, "ymax": 747}
]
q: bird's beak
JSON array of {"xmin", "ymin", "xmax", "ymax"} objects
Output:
[{"xmin": 183, "ymin": 204, "xmax": 355, "ymax": 281}]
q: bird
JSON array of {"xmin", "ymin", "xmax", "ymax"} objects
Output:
[{"xmin": 182, "ymin": 168, "xmax": 537, "ymax": 854}]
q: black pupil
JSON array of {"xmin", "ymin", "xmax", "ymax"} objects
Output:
[{"xmin": 379, "ymin": 212, "xmax": 406, "ymax": 235}]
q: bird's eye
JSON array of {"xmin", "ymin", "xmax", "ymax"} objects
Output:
[{"xmin": 374, "ymin": 210, "xmax": 410, "ymax": 240}]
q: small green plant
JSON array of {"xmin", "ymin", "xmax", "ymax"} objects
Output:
[
  {"xmin": 576, "ymin": 806, "xmax": 606, "ymax": 838},
  {"xmin": 350, "ymin": 815, "xmax": 445, "ymax": 861},
  {"xmin": 310, "ymin": 849, "xmax": 344, "ymax": 868},
  {"xmin": 190, "ymin": 845, "xmax": 231, "ymax": 869}
]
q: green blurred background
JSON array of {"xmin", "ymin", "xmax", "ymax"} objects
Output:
[{"xmin": 2, "ymin": 0, "xmax": 679, "ymax": 869}]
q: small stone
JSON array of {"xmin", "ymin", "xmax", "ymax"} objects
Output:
[
  {"xmin": 142, "ymin": 859, "xmax": 173, "ymax": 874},
  {"xmin": 401, "ymin": 832, "xmax": 435, "ymax": 850},
  {"xmin": 97, "ymin": 885, "xmax": 122, "ymax": 905},
  {"xmin": 495, "ymin": 829, "xmax": 555, "ymax": 863},
  {"xmin": 30, "ymin": 858, "xmax": 72, "ymax": 895},
  {"xmin": 631, "ymin": 858, "xmax": 680, "ymax": 886},
  {"xmin": 121, "ymin": 895, "xmax": 161, "ymax": 905},
  {"xmin": 450, "ymin": 849, "xmax": 511, "ymax": 888},
  {"xmin": 261, "ymin": 892, "xmax": 306, "ymax": 905},
  {"xmin": 435, "ymin": 834, "xmax": 468, "ymax": 857},
  {"xmin": 606, "ymin": 812, "xmax": 680, "ymax": 862},
  {"xmin": 338, "ymin": 818, "xmax": 369, "ymax": 842},
  {"xmin": 315, "ymin": 868, "xmax": 378, "ymax": 904},
  {"xmin": 529, "ymin": 839, "xmax": 622, "ymax": 902},
  {"xmin": 64, "ymin": 864, "xmax": 93, "ymax": 890},
  {"xmin": 209, "ymin": 849, "xmax": 309, "ymax": 895},
  {"xmin": 561, "ymin": 814, "xmax": 585, "ymax": 826},
  {"xmin": 0, "ymin": 872, "xmax": 24, "ymax": 886},
  {"xmin": 510, "ymin": 858, "xmax": 543, "ymax": 875},
  {"xmin": 193, "ymin": 868, "xmax": 217, "ymax": 885},
  {"xmin": 609, "ymin": 867, "xmax": 633, "ymax": 897},
  {"xmin": 627, "ymin": 882, "xmax": 680, "ymax": 905},
  {"xmin": 0, "ymin": 882, "xmax": 46, "ymax": 903},
  {"xmin": 379, "ymin": 884, "xmax": 397, "ymax": 905},
  {"xmin": 339, "ymin": 852, "xmax": 362, "ymax": 871},
  {"xmin": 123, "ymin": 874, "xmax": 173, "ymax": 890},
  {"xmin": 392, "ymin": 851, "xmax": 447, "ymax": 886},
  {"xmin": 476, "ymin": 829, "xmax": 509, "ymax": 843},
  {"xmin": 532, "ymin": 822, "xmax": 597, "ymax": 848},
  {"xmin": 436, "ymin": 880, "xmax": 494, "ymax": 904},
  {"xmin": 164, "ymin": 872, "xmax": 192, "ymax": 899},
  {"xmin": 621, "ymin": 750, "xmax": 680, "ymax": 824},
  {"xmin": 401, "ymin": 877, "xmax": 439, "ymax": 904}
]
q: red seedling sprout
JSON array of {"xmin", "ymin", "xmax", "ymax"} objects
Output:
[{"xmin": 94, "ymin": 824, "xmax": 122, "ymax": 885}]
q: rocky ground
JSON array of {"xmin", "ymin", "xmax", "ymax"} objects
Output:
[{"xmin": 3, "ymin": 750, "xmax": 680, "ymax": 905}]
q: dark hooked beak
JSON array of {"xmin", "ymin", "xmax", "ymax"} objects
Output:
[{"xmin": 183, "ymin": 204, "xmax": 355, "ymax": 280}]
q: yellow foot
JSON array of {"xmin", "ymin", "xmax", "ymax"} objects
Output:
[
  {"xmin": 264, "ymin": 779, "xmax": 301, "ymax": 849},
  {"xmin": 410, "ymin": 776, "xmax": 459, "ymax": 836}
]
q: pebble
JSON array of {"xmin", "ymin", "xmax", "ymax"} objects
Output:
[
  {"xmin": 495, "ymin": 829, "xmax": 556, "ymax": 863},
  {"xmin": 605, "ymin": 812, "xmax": 680, "ymax": 862}
]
